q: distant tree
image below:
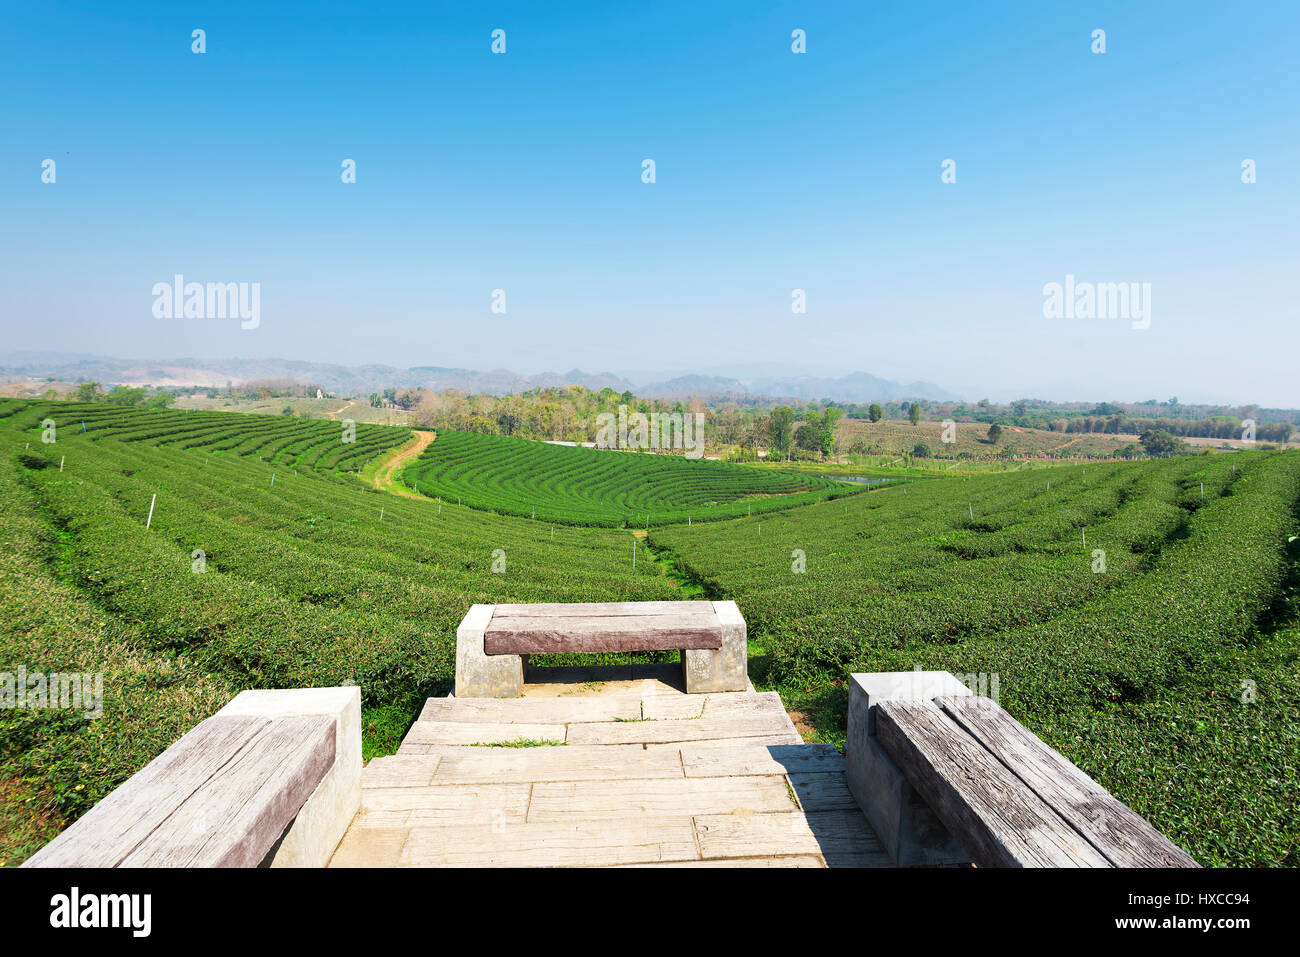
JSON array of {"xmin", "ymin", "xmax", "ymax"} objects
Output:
[
  {"xmin": 987, "ymin": 423, "xmax": 1003, "ymax": 443},
  {"xmin": 1140, "ymin": 429, "xmax": 1189, "ymax": 457},
  {"xmin": 143, "ymin": 391, "xmax": 176, "ymax": 409},
  {"xmin": 819, "ymin": 429, "xmax": 834, "ymax": 457},
  {"xmin": 496, "ymin": 400, "xmax": 524, "ymax": 436},
  {"xmin": 770, "ymin": 406, "xmax": 795, "ymax": 460},
  {"xmin": 823, "ymin": 407, "xmax": 843, "ymax": 429},
  {"xmin": 105, "ymin": 386, "xmax": 147, "ymax": 406},
  {"xmin": 794, "ymin": 423, "xmax": 821, "ymax": 453},
  {"xmin": 867, "ymin": 403, "xmax": 883, "ymax": 423},
  {"xmin": 1012, "ymin": 400, "xmax": 1028, "ymax": 418},
  {"xmin": 908, "ymin": 403, "xmax": 922, "ymax": 426},
  {"xmin": 912, "ymin": 442, "xmax": 931, "ymax": 459},
  {"xmin": 75, "ymin": 381, "xmax": 101, "ymax": 402}
]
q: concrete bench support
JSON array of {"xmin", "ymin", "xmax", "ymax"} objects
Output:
[
  {"xmin": 845, "ymin": 671, "xmax": 972, "ymax": 867},
  {"xmin": 683, "ymin": 600, "xmax": 747, "ymax": 693},
  {"xmin": 455, "ymin": 601, "xmax": 747, "ymax": 697},
  {"xmin": 217, "ymin": 686, "xmax": 361, "ymax": 867},
  {"xmin": 456, "ymin": 603, "xmax": 525, "ymax": 697}
]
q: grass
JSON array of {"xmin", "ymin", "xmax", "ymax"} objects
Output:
[
  {"xmin": 469, "ymin": 738, "xmax": 566, "ymax": 748},
  {"xmin": 361, "ymin": 704, "xmax": 419, "ymax": 762}
]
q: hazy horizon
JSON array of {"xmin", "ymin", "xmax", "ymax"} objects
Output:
[{"xmin": 1, "ymin": 348, "xmax": 1290, "ymax": 409}]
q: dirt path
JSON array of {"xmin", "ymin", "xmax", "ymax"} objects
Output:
[
  {"xmin": 1049, "ymin": 436, "xmax": 1085, "ymax": 451},
  {"xmin": 372, "ymin": 430, "xmax": 435, "ymax": 499}
]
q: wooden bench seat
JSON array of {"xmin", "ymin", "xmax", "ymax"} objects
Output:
[
  {"xmin": 457, "ymin": 601, "xmax": 748, "ymax": 697},
  {"xmin": 874, "ymin": 694, "xmax": 1198, "ymax": 868},
  {"xmin": 484, "ymin": 601, "xmax": 722, "ymax": 654},
  {"xmin": 24, "ymin": 713, "xmax": 335, "ymax": 868}
]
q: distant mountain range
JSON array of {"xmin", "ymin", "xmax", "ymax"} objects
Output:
[
  {"xmin": 641, "ymin": 371, "xmax": 958, "ymax": 403},
  {"xmin": 0, "ymin": 352, "xmax": 960, "ymax": 404}
]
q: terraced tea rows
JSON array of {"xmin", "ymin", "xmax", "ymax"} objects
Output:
[
  {"xmin": 3, "ymin": 398, "xmax": 1297, "ymax": 866},
  {"xmin": 0, "ymin": 400, "xmax": 686, "ymax": 860},
  {"xmin": 400, "ymin": 430, "xmax": 862, "ymax": 526},
  {"xmin": 651, "ymin": 451, "xmax": 1300, "ymax": 865},
  {"xmin": 1, "ymin": 400, "xmax": 411, "ymax": 474}
]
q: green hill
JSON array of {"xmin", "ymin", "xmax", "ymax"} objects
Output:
[{"xmin": 401, "ymin": 430, "xmax": 862, "ymax": 526}]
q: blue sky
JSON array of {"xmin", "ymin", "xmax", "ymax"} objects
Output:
[{"xmin": 2, "ymin": 1, "xmax": 1297, "ymax": 405}]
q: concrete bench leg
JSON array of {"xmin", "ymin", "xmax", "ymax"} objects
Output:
[
  {"xmin": 845, "ymin": 672, "xmax": 972, "ymax": 866},
  {"xmin": 216, "ymin": 686, "xmax": 362, "ymax": 868},
  {"xmin": 682, "ymin": 600, "xmax": 748, "ymax": 693},
  {"xmin": 455, "ymin": 604, "xmax": 523, "ymax": 698}
]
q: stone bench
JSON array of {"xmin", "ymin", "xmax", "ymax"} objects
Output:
[
  {"xmin": 456, "ymin": 600, "xmax": 747, "ymax": 697},
  {"xmin": 845, "ymin": 672, "xmax": 1198, "ymax": 867},
  {"xmin": 24, "ymin": 687, "xmax": 361, "ymax": 868}
]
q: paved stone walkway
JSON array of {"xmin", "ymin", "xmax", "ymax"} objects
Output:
[{"xmin": 329, "ymin": 665, "xmax": 891, "ymax": 867}]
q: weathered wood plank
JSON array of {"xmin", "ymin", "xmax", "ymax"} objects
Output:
[
  {"xmin": 122, "ymin": 715, "xmax": 335, "ymax": 867},
  {"xmin": 395, "ymin": 741, "xmax": 435, "ymax": 755},
  {"xmin": 700, "ymin": 691, "xmax": 792, "ymax": 717},
  {"xmin": 26, "ymin": 716, "xmax": 266, "ymax": 867},
  {"xmin": 642, "ymin": 690, "xmax": 782, "ymax": 721},
  {"xmin": 425, "ymin": 745, "xmax": 684, "ymax": 784},
  {"xmin": 399, "ymin": 819, "xmax": 699, "ymax": 867},
  {"xmin": 682, "ymin": 743, "xmax": 843, "ymax": 777},
  {"xmin": 566, "ymin": 711, "xmax": 797, "ymax": 746},
  {"xmin": 362, "ymin": 755, "xmax": 441, "ymax": 788},
  {"xmin": 485, "ymin": 615, "xmax": 721, "ymax": 655},
  {"xmin": 25, "ymin": 715, "xmax": 333, "ymax": 868},
  {"xmin": 641, "ymin": 695, "xmax": 707, "ymax": 719},
  {"xmin": 327, "ymin": 826, "xmax": 409, "ymax": 867},
  {"xmin": 616, "ymin": 855, "xmax": 825, "ymax": 868},
  {"xmin": 418, "ymin": 696, "xmax": 642, "ymax": 724},
  {"xmin": 355, "ymin": 783, "xmax": 531, "ymax": 827},
  {"xmin": 937, "ymin": 696, "xmax": 1198, "ymax": 867},
  {"xmin": 694, "ymin": 809, "xmax": 890, "ymax": 866},
  {"xmin": 875, "ymin": 699, "xmax": 1111, "ymax": 867},
  {"xmin": 528, "ymin": 776, "xmax": 797, "ymax": 822},
  {"xmin": 644, "ymin": 733, "xmax": 804, "ymax": 750},
  {"xmin": 491, "ymin": 601, "xmax": 716, "ymax": 618},
  {"xmin": 402, "ymin": 720, "xmax": 568, "ymax": 746},
  {"xmin": 788, "ymin": 772, "xmax": 860, "ymax": 811}
]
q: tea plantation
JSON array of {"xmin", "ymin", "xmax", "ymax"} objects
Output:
[
  {"xmin": 2, "ymin": 399, "xmax": 1297, "ymax": 866},
  {"xmin": 652, "ymin": 452, "xmax": 1300, "ymax": 866},
  {"xmin": 0, "ymin": 401, "xmax": 683, "ymax": 862},
  {"xmin": 399, "ymin": 430, "xmax": 862, "ymax": 526}
]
